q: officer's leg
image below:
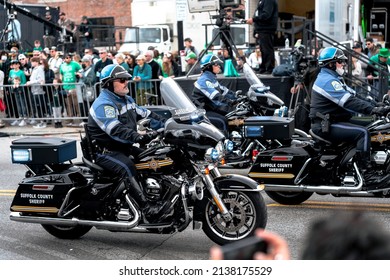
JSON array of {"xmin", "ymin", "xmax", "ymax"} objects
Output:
[
  {"xmin": 328, "ymin": 123, "xmax": 371, "ymax": 170},
  {"xmin": 96, "ymin": 151, "xmax": 169, "ymax": 220}
]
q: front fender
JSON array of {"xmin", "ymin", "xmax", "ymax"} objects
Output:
[
  {"xmin": 192, "ymin": 174, "xmax": 263, "ymax": 224},
  {"xmin": 213, "ymin": 174, "xmax": 263, "ymax": 192}
]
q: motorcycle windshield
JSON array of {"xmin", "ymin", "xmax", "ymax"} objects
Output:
[
  {"xmin": 243, "ymin": 63, "xmax": 284, "ymax": 106},
  {"xmin": 160, "ymin": 78, "xmax": 197, "ymax": 116},
  {"xmin": 243, "ymin": 63, "xmax": 264, "ymax": 86}
]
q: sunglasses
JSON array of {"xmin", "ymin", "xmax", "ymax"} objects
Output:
[{"xmin": 115, "ymin": 78, "xmax": 128, "ymax": 84}]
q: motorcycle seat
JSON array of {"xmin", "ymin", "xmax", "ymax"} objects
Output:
[{"xmin": 309, "ymin": 129, "xmax": 333, "ymax": 146}]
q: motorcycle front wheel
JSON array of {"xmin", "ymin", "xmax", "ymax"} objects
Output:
[
  {"xmin": 41, "ymin": 224, "xmax": 92, "ymax": 239},
  {"xmin": 202, "ymin": 191, "xmax": 267, "ymax": 245}
]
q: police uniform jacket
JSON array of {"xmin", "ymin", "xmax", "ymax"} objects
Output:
[
  {"xmin": 192, "ymin": 70, "xmax": 236, "ymax": 115},
  {"xmin": 309, "ymin": 67, "xmax": 374, "ymax": 123},
  {"xmin": 88, "ymin": 88, "xmax": 164, "ymax": 154}
]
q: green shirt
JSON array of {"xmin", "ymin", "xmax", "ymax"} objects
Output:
[
  {"xmin": 60, "ymin": 61, "xmax": 82, "ymax": 90},
  {"xmin": 9, "ymin": 69, "xmax": 27, "ymax": 85}
]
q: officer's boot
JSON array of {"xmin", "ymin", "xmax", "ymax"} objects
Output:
[{"xmin": 127, "ymin": 177, "xmax": 169, "ymax": 222}]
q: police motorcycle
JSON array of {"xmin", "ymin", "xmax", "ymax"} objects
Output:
[
  {"xmin": 216, "ymin": 63, "xmax": 309, "ymax": 168},
  {"xmin": 247, "ymin": 109, "xmax": 390, "ymax": 205},
  {"xmin": 9, "ymin": 77, "xmax": 267, "ymax": 245}
]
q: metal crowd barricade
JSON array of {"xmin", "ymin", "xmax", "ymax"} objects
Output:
[
  {"xmin": 2, "ymin": 82, "xmax": 93, "ymax": 125},
  {"xmin": 1, "ymin": 78, "xmax": 166, "ymax": 126}
]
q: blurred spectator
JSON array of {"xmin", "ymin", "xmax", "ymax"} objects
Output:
[
  {"xmin": 8, "ymin": 59, "xmax": 26, "ymax": 120},
  {"xmin": 145, "ymin": 50, "xmax": 161, "ymax": 104},
  {"xmin": 211, "ymin": 210, "xmax": 390, "ymax": 260},
  {"xmin": 133, "ymin": 54, "xmax": 153, "ymax": 105},
  {"xmin": 84, "ymin": 48, "xmax": 99, "ymax": 64},
  {"xmin": 33, "ymin": 40, "xmax": 43, "ymax": 52},
  {"xmin": 43, "ymin": 11, "xmax": 56, "ymax": 49},
  {"xmin": 158, "ymin": 52, "xmax": 180, "ymax": 78},
  {"xmin": 27, "ymin": 56, "xmax": 46, "ymax": 128},
  {"xmin": 78, "ymin": 16, "xmax": 93, "ymax": 51},
  {"xmin": 246, "ymin": 0, "xmax": 278, "ymax": 74},
  {"xmin": 48, "ymin": 47, "xmax": 63, "ymax": 78},
  {"xmin": 126, "ymin": 54, "xmax": 136, "ymax": 76},
  {"xmin": 185, "ymin": 52, "xmax": 201, "ymax": 75},
  {"xmin": 5, "ymin": 14, "xmax": 21, "ymax": 48},
  {"xmin": 41, "ymin": 58, "xmax": 55, "ymax": 123},
  {"xmin": 19, "ymin": 54, "xmax": 32, "ymax": 81},
  {"xmin": 365, "ymin": 37, "xmax": 379, "ymax": 59},
  {"xmin": 302, "ymin": 211, "xmax": 390, "ymax": 259},
  {"xmin": 115, "ymin": 53, "xmax": 130, "ymax": 72},
  {"xmin": 248, "ymin": 45, "xmax": 262, "ymax": 71},
  {"xmin": 184, "ymin": 37, "xmax": 198, "ymax": 56},
  {"xmin": 60, "ymin": 53, "xmax": 82, "ymax": 126},
  {"xmin": 10, "ymin": 76, "xmax": 27, "ymax": 127},
  {"xmin": 366, "ymin": 48, "xmax": 390, "ymax": 100},
  {"xmin": 52, "ymin": 77, "xmax": 67, "ymax": 128},
  {"xmin": 94, "ymin": 48, "xmax": 113, "ymax": 82}
]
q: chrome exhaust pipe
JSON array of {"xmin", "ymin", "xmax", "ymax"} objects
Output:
[
  {"xmin": 10, "ymin": 195, "xmax": 141, "ymax": 231},
  {"xmin": 265, "ymin": 163, "xmax": 364, "ymax": 195}
]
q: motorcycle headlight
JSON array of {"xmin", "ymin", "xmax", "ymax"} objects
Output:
[
  {"xmin": 224, "ymin": 139, "xmax": 234, "ymax": 153},
  {"xmin": 205, "ymin": 148, "xmax": 220, "ymax": 162}
]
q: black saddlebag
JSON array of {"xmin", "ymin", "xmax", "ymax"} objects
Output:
[
  {"xmin": 11, "ymin": 137, "xmax": 77, "ymax": 164},
  {"xmin": 10, "ymin": 169, "xmax": 87, "ymax": 214},
  {"xmin": 243, "ymin": 116, "xmax": 294, "ymax": 139}
]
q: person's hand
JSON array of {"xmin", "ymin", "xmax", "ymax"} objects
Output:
[
  {"xmin": 253, "ymin": 229, "xmax": 290, "ymax": 260},
  {"xmin": 235, "ymin": 90, "xmax": 243, "ymax": 97},
  {"xmin": 136, "ymin": 131, "xmax": 158, "ymax": 145},
  {"xmin": 372, "ymin": 106, "xmax": 390, "ymax": 116},
  {"xmin": 210, "ymin": 229, "xmax": 290, "ymax": 260},
  {"xmin": 246, "ymin": 18, "xmax": 253, "ymax": 25}
]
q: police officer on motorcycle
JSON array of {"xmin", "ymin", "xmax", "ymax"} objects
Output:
[
  {"xmin": 87, "ymin": 64, "xmax": 168, "ymax": 221},
  {"xmin": 310, "ymin": 46, "xmax": 390, "ymax": 175},
  {"xmin": 192, "ymin": 54, "xmax": 238, "ymax": 134}
]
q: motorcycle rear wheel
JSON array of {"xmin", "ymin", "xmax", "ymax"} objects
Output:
[
  {"xmin": 41, "ymin": 224, "xmax": 92, "ymax": 239},
  {"xmin": 202, "ymin": 191, "xmax": 267, "ymax": 245},
  {"xmin": 265, "ymin": 191, "xmax": 313, "ymax": 205}
]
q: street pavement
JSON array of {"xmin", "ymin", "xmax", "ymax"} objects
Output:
[{"xmin": 0, "ymin": 122, "xmax": 83, "ymax": 137}]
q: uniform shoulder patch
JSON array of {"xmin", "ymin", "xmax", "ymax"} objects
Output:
[
  {"xmin": 331, "ymin": 80, "xmax": 344, "ymax": 91},
  {"xmin": 206, "ymin": 80, "xmax": 214, "ymax": 88},
  {"xmin": 104, "ymin": 106, "xmax": 116, "ymax": 118}
]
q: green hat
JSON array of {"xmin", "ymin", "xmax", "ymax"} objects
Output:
[
  {"xmin": 379, "ymin": 48, "xmax": 390, "ymax": 58},
  {"xmin": 185, "ymin": 52, "xmax": 197, "ymax": 61}
]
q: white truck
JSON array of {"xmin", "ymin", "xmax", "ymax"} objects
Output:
[
  {"xmin": 118, "ymin": 0, "xmax": 362, "ymax": 54},
  {"xmin": 118, "ymin": 0, "xmax": 250, "ymax": 54}
]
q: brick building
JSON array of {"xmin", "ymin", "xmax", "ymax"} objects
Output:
[{"xmin": 22, "ymin": 0, "xmax": 133, "ymax": 27}]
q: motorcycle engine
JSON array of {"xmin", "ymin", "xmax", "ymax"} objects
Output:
[
  {"xmin": 230, "ymin": 130, "xmax": 242, "ymax": 146},
  {"xmin": 144, "ymin": 178, "xmax": 162, "ymax": 201},
  {"xmin": 372, "ymin": 151, "xmax": 388, "ymax": 165}
]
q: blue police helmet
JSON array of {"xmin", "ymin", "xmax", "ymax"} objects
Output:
[
  {"xmin": 100, "ymin": 64, "xmax": 132, "ymax": 88},
  {"xmin": 318, "ymin": 47, "xmax": 347, "ymax": 67},
  {"xmin": 200, "ymin": 54, "xmax": 222, "ymax": 71}
]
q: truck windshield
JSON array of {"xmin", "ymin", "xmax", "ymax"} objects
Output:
[
  {"xmin": 124, "ymin": 27, "xmax": 162, "ymax": 43},
  {"xmin": 139, "ymin": 27, "xmax": 162, "ymax": 43}
]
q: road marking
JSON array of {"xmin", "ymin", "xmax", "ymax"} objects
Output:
[{"xmin": 268, "ymin": 201, "xmax": 390, "ymax": 212}]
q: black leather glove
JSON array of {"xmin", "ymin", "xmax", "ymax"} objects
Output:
[
  {"xmin": 136, "ymin": 131, "xmax": 158, "ymax": 145},
  {"xmin": 235, "ymin": 90, "xmax": 243, "ymax": 97},
  {"xmin": 372, "ymin": 106, "xmax": 390, "ymax": 116}
]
